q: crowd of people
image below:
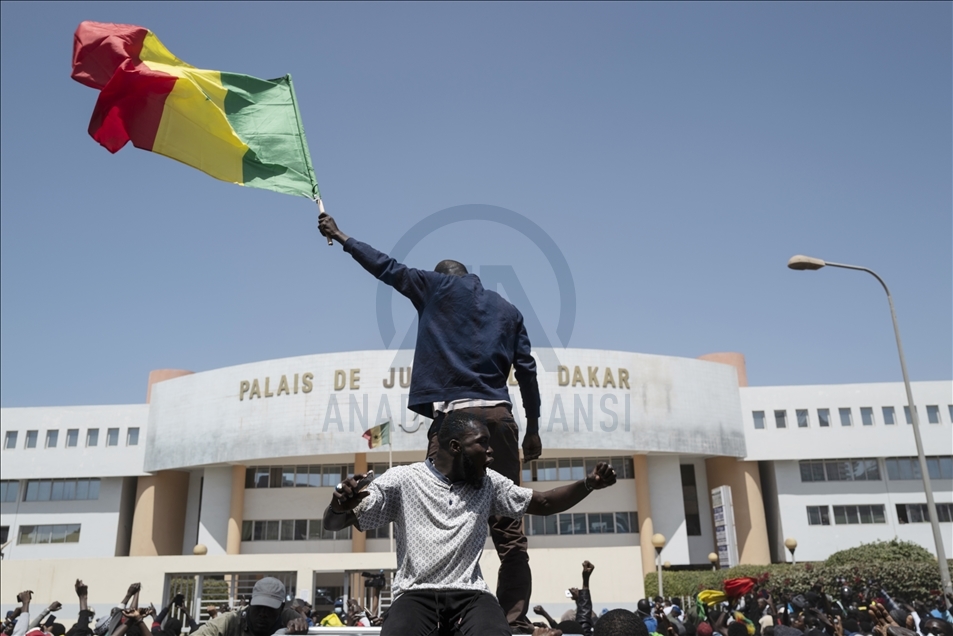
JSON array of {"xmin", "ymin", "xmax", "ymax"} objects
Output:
[
  {"xmin": 5, "ymin": 565, "xmax": 952, "ymax": 636},
  {"xmin": 527, "ymin": 560, "xmax": 953, "ymax": 636}
]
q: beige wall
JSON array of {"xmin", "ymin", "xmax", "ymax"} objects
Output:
[
  {"xmin": 226, "ymin": 465, "xmax": 245, "ymax": 555},
  {"xmin": 129, "ymin": 470, "xmax": 191, "ymax": 556},
  {"xmin": 0, "ymin": 546, "xmax": 642, "ymax": 619},
  {"xmin": 145, "ymin": 369, "xmax": 194, "ymax": 403},
  {"xmin": 698, "ymin": 352, "xmax": 748, "ymax": 387},
  {"xmin": 705, "ymin": 456, "xmax": 770, "ymax": 564}
]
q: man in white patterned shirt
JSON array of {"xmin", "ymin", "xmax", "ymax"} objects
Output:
[{"xmin": 323, "ymin": 410, "xmax": 618, "ymax": 635}]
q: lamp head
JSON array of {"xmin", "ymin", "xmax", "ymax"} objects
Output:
[
  {"xmin": 787, "ymin": 255, "xmax": 826, "ymax": 271},
  {"xmin": 784, "ymin": 537, "xmax": 798, "ymax": 551},
  {"xmin": 651, "ymin": 533, "xmax": 667, "ymax": 549},
  {"xmin": 708, "ymin": 552, "xmax": 719, "ymax": 564},
  {"xmin": 663, "ymin": 561, "xmax": 671, "ymax": 569}
]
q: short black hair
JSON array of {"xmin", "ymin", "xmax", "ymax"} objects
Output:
[
  {"xmin": 434, "ymin": 260, "xmax": 468, "ymax": 276},
  {"xmin": 729, "ymin": 622, "xmax": 750, "ymax": 636},
  {"xmin": 594, "ymin": 609, "xmax": 647, "ymax": 636},
  {"xmin": 437, "ymin": 410, "xmax": 484, "ymax": 449},
  {"xmin": 557, "ymin": 620, "xmax": 584, "ymax": 633}
]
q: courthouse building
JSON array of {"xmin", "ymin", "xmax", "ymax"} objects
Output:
[{"xmin": 1, "ymin": 349, "xmax": 950, "ymax": 619}]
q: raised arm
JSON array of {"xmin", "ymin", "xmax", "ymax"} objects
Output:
[
  {"xmin": 323, "ymin": 473, "xmax": 371, "ymax": 531},
  {"xmin": 29, "ymin": 601, "xmax": 63, "ymax": 629},
  {"xmin": 318, "ymin": 212, "xmax": 438, "ymax": 310},
  {"xmin": 526, "ymin": 463, "xmax": 616, "ymax": 516},
  {"xmin": 532, "ymin": 605, "xmax": 558, "ymax": 629},
  {"xmin": 13, "ymin": 592, "xmax": 33, "ymax": 636}
]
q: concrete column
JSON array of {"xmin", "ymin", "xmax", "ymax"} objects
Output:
[
  {"xmin": 146, "ymin": 369, "xmax": 194, "ymax": 403},
  {"xmin": 129, "ymin": 470, "xmax": 190, "ymax": 556},
  {"xmin": 226, "ymin": 465, "xmax": 245, "ymax": 555},
  {"xmin": 705, "ymin": 457, "xmax": 771, "ymax": 565},
  {"xmin": 351, "ymin": 453, "xmax": 367, "ymax": 554},
  {"xmin": 647, "ymin": 455, "xmax": 690, "ymax": 564},
  {"xmin": 633, "ymin": 455, "xmax": 656, "ymax": 580},
  {"xmin": 198, "ymin": 467, "xmax": 233, "ymax": 555}
]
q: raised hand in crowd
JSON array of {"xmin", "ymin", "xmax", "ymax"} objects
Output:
[{"xmin": 533, "ymin": 605, "xmax": 559, "ymax": 629}]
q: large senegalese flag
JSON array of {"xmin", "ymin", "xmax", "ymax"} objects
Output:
[
  {"xmin": 71, "ymin": 21, "xmax": 319, "ymax": 199},
  {"xmin": 362, "ymin": 421, "xmax": 391, "ymax": 449}
]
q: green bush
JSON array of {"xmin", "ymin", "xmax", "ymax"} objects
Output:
[
  {"xmin": 644, "ymin": 557, "xmax": 953, "ymax": 602},
  {"xmin": 825, "ymin": 539, "xmax": 934, "ymax": 566}
]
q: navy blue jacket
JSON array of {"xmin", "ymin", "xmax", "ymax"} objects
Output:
[{"xmin": 344, "ymin": 239, "xmax": 541, "ymax": 425}]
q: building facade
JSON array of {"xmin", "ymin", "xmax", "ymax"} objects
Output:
[{"xmin": 1, "ymin": 349, "xmax": 950, "ymax": 619}]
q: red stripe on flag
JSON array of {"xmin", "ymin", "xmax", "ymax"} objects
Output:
[
  {"xmin": 72, "ymin": 21, "xmax": 149, "ymax": 90},
  {"xmin": 88, "ymin": 60, "xmax": 176, "ymax": 153}
]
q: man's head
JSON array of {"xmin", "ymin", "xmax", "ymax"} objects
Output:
[
  {"xmin": 290, "ymin": 599, "xmax": 311, "ymax": 619},
  {"xmin": 728, "ymin": 622, "xmax": 750, "ymax": 636},
  {"xmin": 437, "ymin": 411, "xmax": 494, "ymax": 487},
  {"xmin": 557, "ymin": 620, "xmax": 585, "ymax": 633},
  {"xmin": 246, "ymin": 577, "xmax": 286, "ymax": 636},
  {"xmin": 594, "ymin": 609, "xmax": 647, "ymax": 636},
  {"xmin": 434, "ymin": 260, "xmax": 468, "ymax": 277},
  {"xmin": 637, "ymin": 599, "xmax": 652, "ymax": 616}
]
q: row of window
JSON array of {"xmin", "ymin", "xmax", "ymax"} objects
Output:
[
  {"xmin": 799, "ymin": 456, "xmax": 953, "ymax": 483},
  {"xmin": 3, "ymin": 427, "xmax": 139, "ymax": 450},
  {"xmin": 806, "ymin": 503, "xmax": 953, "ymax": 526},
  {"xmin": 245, "ymin": 465, "xmax": 358, "ymax": 489},
  {"xmin": 525, "ymin": 511, "xmax": 639, "ymax": 536},
  {"xmin": 240, "ymin": 519, "xmax": 388, "ymax": 541},
  {"xmin": 754, "ymin": 405, "xmax": 950, "ymax": 430},
  {"xmin": 17, "ymin": 524, "xmax": 82, "ymax": 545},
  {"xmin": 521, "ymin": 457, "xmax": 636, "ymax": 483}
]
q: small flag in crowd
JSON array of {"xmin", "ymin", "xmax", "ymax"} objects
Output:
[
  {"xmin": 71, "ymin": 21, "xmax": 319, "ymax": 199},
  {"xmin": 362, "ymin": 421, "xmax": 391, "ymax": 449}
]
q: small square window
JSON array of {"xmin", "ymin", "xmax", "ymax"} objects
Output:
[
  {"xmin": 241, "ymin": 520, "xmax": 253, "ymax": 541},
  {"xmin": 817, "ymin": 409, "xmax": 830, "ymax": 428},
  {"xmin": 926, "ymin": 405, "xmax": 940, "ymax": 424},
  {"xmin": 25, "ymin": 430, "xmax": 38, "ymax": 449},
  {"xmin": 126, "ymin": 428, "xmax": 140, "ymax": 446},
  {"xmin": 753, "ymin": 411, "xmax": 765, "ymax": 430},
  {"xmin": 45, "ymin": 430, "xmax": 59, "ymax": 449},
  {"xmin": 280, "ymin": 520, "xmax": 295, "ymax": 541},
  {"xmin": 4, "ymin": 431, "xmax": 18, "ymax": 450},
  {"xmin": 860, "ymin": 407, "xmax": 874, "ymax": 426},
  {"xmin": 796, "ymin": 409, "xmax": 809, "ymax": 428},
  {"xmin": 86, "ymin": 429, "xmax": 99, "ymax": 447},
  {"xmin": 883, "ymin": 407, "xmax": 896, "ymax": 425},
  {"xmin": 949, "ymin": 405, "xmax": 953, "ymax": 423},
  {"xmin": 774, "ymin": 410, "xmax": 787, "ymax": 429},
  {"xmin": 904, "ymin": 405, "xmax": 916, "ymax": 424},
  {"xmin": 839, "ymin": 408, "xmax": 852, "ymax": 427},
  {"xmin": 66, "ymin": 430, "xmax": 79, "ymax": 448},
  {"xmin": 106, "ymin": 428, "xmax": 119, "ymax": 447}
]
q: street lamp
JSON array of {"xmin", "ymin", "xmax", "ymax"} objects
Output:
[
  {"xmin": 652, "ymin": 533, "xmax": 666, "ymax": 598},
  {"xmin": 788, "ymin": 255, "xmax": 952, "ymax": 597},
  {"xmin": 708, "ymin": 552, "xmax": 719, "ymax": 571},
  {"xmin": 784, "ymin": 537, "xmax": 797, "ymax": 565}
]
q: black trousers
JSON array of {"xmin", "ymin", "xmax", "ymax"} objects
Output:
[
  {"xmin": 381, "ymin": 589, "xmax": 512, "ymax": 636},
  {"xmin": 427, "ymin": 405, "xmax": 533, "ymax": 633}
]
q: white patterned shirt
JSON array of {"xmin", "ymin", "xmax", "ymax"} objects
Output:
[{"xmin": 353, "ymin": 461, "xmax": 533, "ymax": 599}]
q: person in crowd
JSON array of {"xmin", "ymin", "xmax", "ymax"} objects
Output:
[
  {"xmin": 26, "ymin": 601, "xmax": 63, "ymax": 634},
  {"xmin": 152, "ymin": 594, "xmax": 198, "ymax": 636},
  {"xmin": 12, "ymin": 592, "xmax": 34, "ymax": 636},
  {"xmin": 318, "ymin": 210, "xmax": 544, "ymax": 633},
  {"xmin": 595, "ymin": 609, "xmax": 648, "ymax": 636},
  {"xmin": 192, "ymin": 578, "xmax": 306, "ymax": 636},
  {"xmin": 288, "ymin": 600, "xmax": 312, "ymax": 628},
  {"xmin": 324, "ymin": 410, "xmax": 616, "ymax": 635}
]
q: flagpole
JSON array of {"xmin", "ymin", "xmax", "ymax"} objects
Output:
[{"xmin": 316, "ymin": 198, "xmax": 333, "ymax": 246}]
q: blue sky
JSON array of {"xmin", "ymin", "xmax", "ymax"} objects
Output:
[{"xmin": 1, "ymin": 2, "xmax": 950, "ymax": 407}]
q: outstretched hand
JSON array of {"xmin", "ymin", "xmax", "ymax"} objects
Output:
[
  {"xmin": 585, "ymin": 463, "xmax": 617, "ymax": 490},
  {"xmin": 331, "ymin": 473, "xmax": 372, "ymax": 512},
  {"xmin": 318, "ymin": 213, "xmax": 350, "ymax": 245}
]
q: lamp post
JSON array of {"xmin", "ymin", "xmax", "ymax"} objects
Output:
[
  {"xmin": 708, "ymin": 552, "xmax": 719, "ymax": 571},
  {"xmin": 784, "ymin": 537, "xmax": 797, "ymax": 565},
  {"xmin": 788, "ymin": 255, "xmax": 952, "ymax": 597},
  {"xmin": 652, "ymin": 533, "xmax": 666, "ymax": 598}
]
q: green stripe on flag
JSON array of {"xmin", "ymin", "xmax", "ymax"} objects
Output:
[{"xmin": 222, "ymin": 72, "xmax": 318, "ymax": 199}]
